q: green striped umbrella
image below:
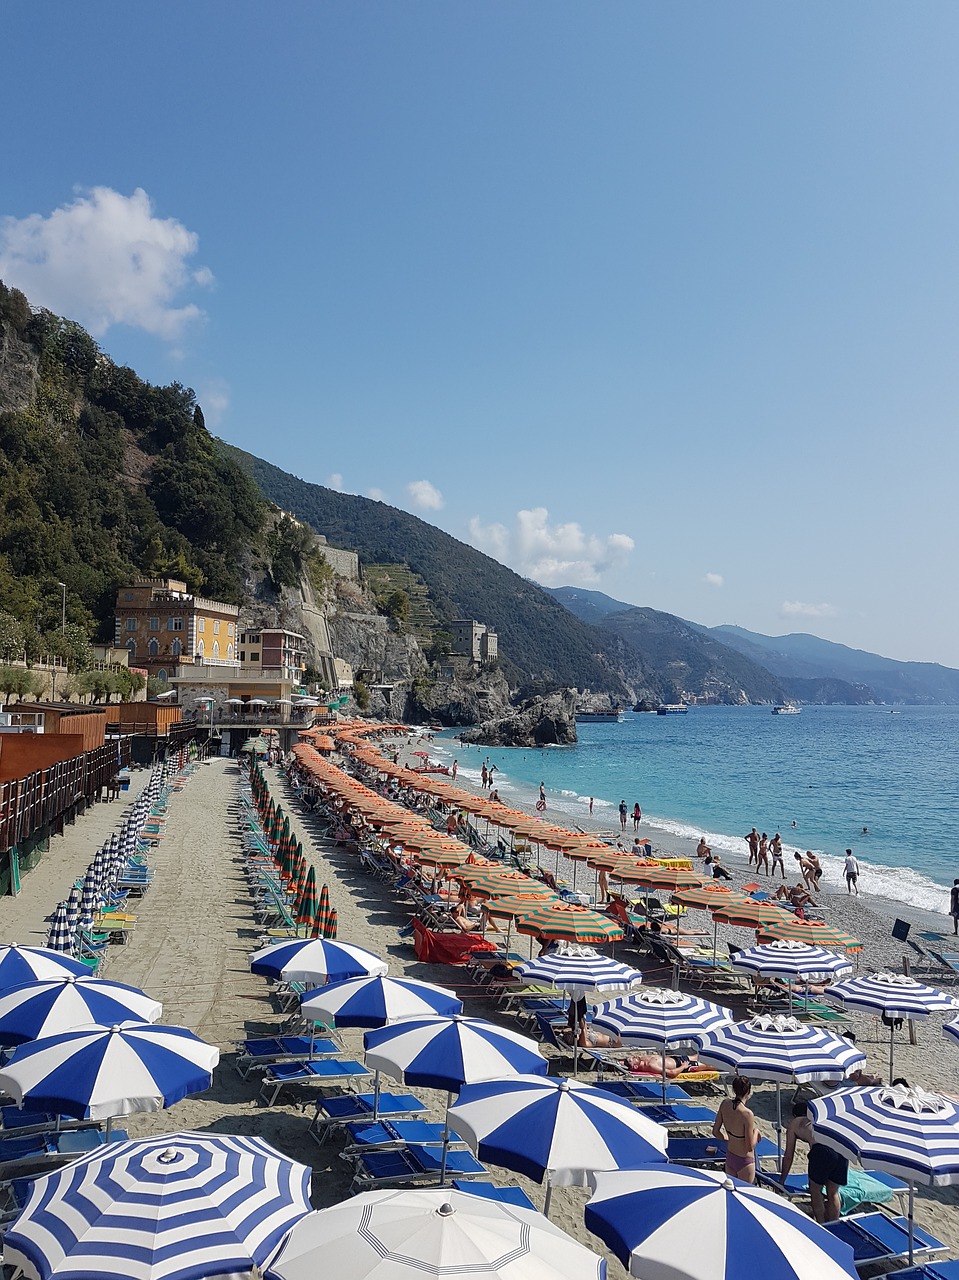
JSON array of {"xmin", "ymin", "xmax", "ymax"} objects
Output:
[
  {"xmin": 312, "ymin": 884, "xmax": 333, "ymax": 939},
  {"xmin": 297, "ymin": 866, "xmax": 317, "ymax": 932},
  {"xmin": 514, "ymin": 902, "xmax": 625, "ymax": 945},
  {"xmin": 325, "ymin": 907, "xmax": 338, "ymax": 939}
]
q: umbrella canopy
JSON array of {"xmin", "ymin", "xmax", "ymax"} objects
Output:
[
  {"xmin": 0, "ymin": 1022, "xmax": 219, "ymax": 1122},
  {"xmin": 268, "ymin": 1187, "xmax": 606, "ymax": 1280},
  {"xmin": 585, "ymin": 1166, "xmax": 857, "ymax": 1280},
  {"xmin": 695, "ymin": 1014, "xmax": 865, "ymax": 1083},
  {"xmin": 0, "ymin": 977, "xmax": 161, "ymax": 1046},
  {"xmin": 249, "ymin": 939, "xmax": 387, "ymax": 984},
  {"xmin": 756, "ymin": 918, "xmax": 861, "ymax": 950},
  {"xmin": 823, "ymin": 971, "xmax": 959, "ymax": 1076},
  {"xmin": 301, "ymin": 975, "xmax": 462, "ymax": 1028},
  {"xmin": 710, "ymin": 901, "xmax": 786, "ymax": 928},
  {"xmin": 670, "ymin": 885, "xmax": 747, "ymax": 910},
  {"xmin": 448, "ymin": 1075, "xmax": 668, "ymax": 1188},
  {"xmin": 944, "ymin": 1016, "xmax": 959, "ymax": 1048},
  {"xmin": 364, "ymin": 1016, "xmax": 548, "ymax": 1093},
  {"xmin": 626, "ymin": 868, "xmax": 704, "ymax": 891},
  {"xmin": 513, "ymin": 943, "xmax": 642, "ymax": 996},
  {"xmin": 4, "ymin": 1130, "xmax": 311, "ymax": 1280},
  {"xmin": 730, "ymin": 939, "xmax": 853, "ymax": 980},
  {"xmin": 593, "ymin": 987, "xmax": 734, "ymax": 1048},
  {"xmin": 809, "ymin": 1085, "xmax": 959, "ymax": 1264},
  {"xmin": 45, "ymin": 903, "xmax": 74, "ymax": 955},
  {"xmin": 0, "ymin": 946, "xmax": 88, "ymax": 991},
  {"xmin": 312, "ymin": 884, "xmax": 333, "ymax": 939},
  {"xmin": 514, "ymin": 903, "xmax": 624, "ymax": 945}
]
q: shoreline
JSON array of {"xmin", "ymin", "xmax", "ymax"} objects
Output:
[{"xmin": 420, "ymin": 731, "xmax": 954, "ymax": 940}]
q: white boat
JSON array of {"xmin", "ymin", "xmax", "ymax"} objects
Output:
[
  {"xmin": 771, "ymin": 702, "xmax": 801, "ymax": 715},
  {"xmin": 656, "ymin": 704, "xmax": 689, "ymax": 715}
]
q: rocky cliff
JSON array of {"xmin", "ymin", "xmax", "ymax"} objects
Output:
[{"xmin": 459, "ymin": 688, "xmax": 578, "ymax": 747}]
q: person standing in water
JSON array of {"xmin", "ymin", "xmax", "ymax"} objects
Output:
[{"xmin": 632, "ymin": 802, "xmax": 642, "ymax": 832}]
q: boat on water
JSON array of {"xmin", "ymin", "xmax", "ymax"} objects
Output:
[
  {"xmin": 656, "ymin": 704, "xmax": 689, "ymax": 715},
  {"xmin": 575, "ymin": 710, "xmax": 624, "ymax": 723},
  {"xmin": 771, "ymin": 702, "xmax": 801, "ymax": 715}
]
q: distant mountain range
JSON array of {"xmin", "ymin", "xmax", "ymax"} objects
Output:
[{"xmin": 547, "ymin": 587, "xmax": 959, "ymax": 704}]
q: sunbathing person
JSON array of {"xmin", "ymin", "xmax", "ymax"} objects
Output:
[{"xmin": 566, "ymin": 1025, "xmax": 701, "ymax": 1075}]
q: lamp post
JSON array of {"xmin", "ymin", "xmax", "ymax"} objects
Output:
[{"xmin": 58, "ymin": 582, "xmax": 66, "ymax": 633}]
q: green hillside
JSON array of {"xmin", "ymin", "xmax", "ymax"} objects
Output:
[
  {"xmin": 224, "ymin": 446, "xmax": 636, "ymax": 696},
  {"xmin": 0, "ymin": 281, "xmax": 264, "ymax": 645}
]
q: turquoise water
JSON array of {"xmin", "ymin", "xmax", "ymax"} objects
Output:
[{"xmin": 432, "ymin": 705, "xmax": 959, "ymax": 913}]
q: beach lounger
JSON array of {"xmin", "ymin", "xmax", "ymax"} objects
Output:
[
  {"xmin": 348, "ymin": 1143, "xmax": 488, "ymax": 1194},
  {"xmin": 341, "ymin": 1120, "xmax": 467, "ymax": 1155},
  {"xmin": 887, "ymin": 1263, "xmax": 959, "ymax": 1280},
  {"xmin": 636, "ymin": 1103, "xmax": 716, "ymax": 1128},
  {"xmin": 234, "ymin": 1035, "xmax": 340, "ymax": 1078},
  {"xmin": 310, "ymin": 1092, "xmax": 429, "ymax": 1144},
  {"xmin": 258, "ymin": 1058, "xmax": 370, "ymax": 1106},
  {"xmin": 595, "ymin": 1080, "xmax": 695, "ymax": 1105},
  {"xmin": 757, "ymin": 1168, "xmax": 907, "ymax": 1215},
  {"xmin": 822, "ymin": 1213, "xmax": 946, "ymax": 1268},
  {"xmin": 451, "ymin": 1180, "xmax": 537, "ymax": 1210},
  {"xmin": 667, "ymin": 1135, "xmax": 780, "ymax": 1169}
]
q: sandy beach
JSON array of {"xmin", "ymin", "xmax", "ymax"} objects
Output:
[{"xmin": 2, "ymin": 741, "xmax": 958, "ymax": 1271}]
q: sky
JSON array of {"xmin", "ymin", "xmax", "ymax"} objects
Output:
[{"xmin": 3, "ymin": 3, "xmax": 959, "ymax": 666}]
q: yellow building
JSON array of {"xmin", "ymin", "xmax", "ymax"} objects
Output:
[{"xmin": 114, "ymin": 579, "xmax": 240, "ymax": 682}]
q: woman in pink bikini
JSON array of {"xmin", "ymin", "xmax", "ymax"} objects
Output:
[{"xmin": 712, "ymin": 1076, "xmax": 759, "ymax": 1183}]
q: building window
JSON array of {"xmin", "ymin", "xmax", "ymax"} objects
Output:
[
  {"xmin": 124, "ymin": 592, "xmax": 133, "ymax": 602},
  {"xmin": 126, "ymin": 618, "xmax": 136, "ymax": 632},
  {"xmin": 126, "ymin": 639, "xmax": 136, "ymax": 657},
  {"xmin": 213, "ymin": 620, "xmax": 220, "ymax": 635},
  {"xmin": 172, "ymin": 639, "xmax": 182, "ymax": 657},
  {"xmin": 157, "ymin": 668, "xmax": 167, "ymax": 681},
  {"xmin": 250, "ymin": 652, "xmax": 260, "ymax": 662},
  {"xmin": 227, "ymin": 644, "xmax": 234, "ymax": 659},
  {"xmin": 148, "ymin": 616, "xmax": 159, "ymax": 631},
  {"xmin": 167, "ymin": 617, "xmax": 183, "ymax": 632},
  {"xmin": 196, "ymin": 639, "xmax": 205, "ymax": 658},
  {"xmin": 239, "ymin": 651, "xmax": 246, "ymax": 662},
  {"xmin": 149, "ymin": 639, "xmax": 159, "ymax": 657},
  {"xmin": 198, "ymin": 618, "xmax": 205, "ymax": 632},
  {"xmin": 213, "ymin": 642, "xmax": 220, "ymax": 660},
  {"xmin": 228, "ymin": 623, "xmax": 234, "ymax": 636}
]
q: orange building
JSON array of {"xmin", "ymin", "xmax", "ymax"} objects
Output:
[{"xmin": 114, "ymin": 579, "xmax": 240, "ymax": 682}]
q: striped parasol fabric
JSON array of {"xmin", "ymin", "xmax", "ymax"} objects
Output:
[
  {"xmin": 79, "ymin": 865, "xmax": 100, "ymax": 931},
  {"xmin": 757, "ymin": 917, "xmax": 862, "ymax": 950},
  {"xmin": 695, "ymin": 1014, "xmax": 865, "ymax": 1082},
  {"xmin": 670, "ymin": 885, "xmax": 746, "ymax": 909},
  {"xmin": 625, "ymin": 867, "xmax": 704, "ymax": 891},
  {"xmin": 730, "ymin": 939, "xmax": 853, "ymax": 980},
  {"xmin": 943, "ymin": 1016, "xmax": 959, "ymax": 1049},
  {"xmin": 312, "ymin": 884, "xmax": 332, "ymax": 939},
  {"xmin": 324, "ymin": 907, "xmax": 338, "ymax": 940},
  {"xmin": 515, "ymin": 903, "xmax": 624, "ymax": 944},
  {"xmin": 0, "ymin": 977, "xmax": 161, "ymax": 1046},
  {"xmin": 593, "ymin": 987, "xmax": 734, "ymax": 1048},
  {"xmin": 363, "ymin": 1016, "xmax": 548, "ymax": 1094},
  {"xmin": 483, "ymin": 893, "xmax": 563, "ymax": 921},
  {"xmin": 45, "ymin": 903, "xmax": 74, "ymax": 955},
  {"xmin": 296, "ymin": 866, "xmax": 317, "ymax": 931},
  {"xmin": 3, "ymin": 1131, "xmax": 311, "ymax": 1280},
  {"xmin": 823, "ymin": 971, "xmax": 959, "ymax": 1076},
  {"xmin": 809, "ymin": 1085, "xmax": 959, "ymax": 1264},
  {"xmin": 586, "ymin": 1166, "xmax": 858, "ymax": 1280},
  {"xmin": 64, "ymin": 885, "xmax": 83, "ymax": 943},
  {"xmin": 250, "ymin": 938, "xmax": 386, "ymax": 984},
  {"xmin": 514, "ymin": 944, "xmax": 642, "ymax": 996},
  {"xmin": 301, "ymin": 975, "xmax": 462, "ymax": 1027},
  {"xmin": 0, "ymin": 947, "xmax": 88, "ymax": 991},
  {"xmin": 710, "ymin": 901, "xmax": 787, "ymax": 928}
]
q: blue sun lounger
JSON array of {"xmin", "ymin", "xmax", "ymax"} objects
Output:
[
  {"xmin": 234, "ymin": 1035, "xmax": 340, "ymax": 1078},
  {"xmin": 259, "ymin": 1058, "xmax": 370, "ymax": 1106},
  {"xmin": 758, "ymin": 1168, "xmax": 908, "ymax": 1214},
  {"xmin": 341, "ymin": 1120, "xmax": 466, "ymax": 1154},
  {"xmin": 823, "ymin": 1213, "xmax": 946, "ymax": 1268},
  {"xmin": 594, "ymin": 1080, "xmax": 694, "ymax": 1105},
  {"xmin": 887, "ymin": 1263, "xmax": 959, "ymax": 1280},
  {"xmin": 451, "ymin": 1180, "xmax": 537, "ymax": 1210},
  {"xmin": 310, "ymin": 1092, "xmax": 428, "ymax": 1144},
  {"xmin": 667, "ymin": 1135, "xmax": 780, "ymax": 1168},
  {"xmin": 348, "ymin": 1143, "xmax": 487, "ymax": 1194}
]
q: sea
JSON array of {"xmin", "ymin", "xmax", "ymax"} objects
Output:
[{"xmin": 428, "ymin": 705, "xmax": 959, "ymax": 915}]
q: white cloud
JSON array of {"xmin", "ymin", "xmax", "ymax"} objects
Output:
[
  {"xmin": 0, "ymin": 187, "xmax": 213, "ymax": 340},
  {"xmin": 197, "ymin": 379, "xmax": 230, "ymax": 428},
  {"xmin": 781, "ymin": 600, "xmax": 838, "ymax": 618},
  {"xmin": 367, "ymin": 487, "xmax": 387, "ymax": 502},
  {"xmin": 704, "ymin": 572, "xmax": 724, "ymax": 588},
  {"xmin": 469, "ymin": 506, "xmax": 635, "ymax": 585},
  {"xmin": 407, "ymin": 479, "xmax": 444, "ymax": 511},
  {"xmin": 327, "ymin": 473, "xmax": 344, "ymax": 492}
]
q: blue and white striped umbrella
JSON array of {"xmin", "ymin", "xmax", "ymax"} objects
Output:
[
  {"xmin": 0, "ymin": 1022, "xmax": 219, "ymax": 1123},
  {"xmin": 585, "ymin": 1166, "xmax": 858, "ymax": 1280},
  {"xmin": 0, "ymin": 947, "xmax": 88, "ymax": 990},
  {"xmin": 731, "ymin": 940, "xmax": 853, "ymax": 980},
  {"xmin": 250, "ymin": 938, "xmax": 388, "ymax": 985},
  {"xmin": 514, "ymin": 944, "xmax": 643, "ymax": 995},
  {"xmin": 695, "ymin": 1015, "xmax": 865, "ymax": 1083},
  {"xmin": 448, "ymin": 1075, "xmax": 667, "ymax": 1205},
  {"xmin": 79, "ymin": 865, "xmax": 100, "ymax": 931},
  {"xmin": 64, "ymin": 885, "xmax": 83, "ymax": 945},
  {"xmin": 44, "ymin": 903, "xmax": 74, "ymax": 956},
  {"xmin": 364, "ymin": 1016, "xmax": 548, "ymax": 1093},
  {"xmin": 943, "ymin": 1016, "xmax": 959, "ymax": 1048},
  {"xmin": 809, "ymin": 1085, "xmax": 959, "ymax": 1263},
  {"xmin": 4, "ymin": 1130, "xmax": 310, "ymax": 1280},
  {"xmin": 0, "ymin": 977, "xmax": 161, "ymax": 1046},
  {"xmin": 300, "ymin": 975, "xmax": 462, "ymax": 1028},
  {"xmin": 823, "ymin": 971, "xmax": 959, "ymax": 1076},
  {"xmin": 593, "ymin": 987, "xmax": 734, "ymax": 1047}
]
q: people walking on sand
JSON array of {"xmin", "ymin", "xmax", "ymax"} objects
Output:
[
  {"xmin": 488, "ymin": 764, "xmax": 497, "ymax": 787},
  {"xmin": 481, "ymin": 763, "xmax": 488, "ymax": 788},
  {"xmin": 757, "ymin": 833, "xmax": 770, "ymax": 876},
  {"xmin": 588, "ymin": 796, "xmax": 594, "ymax": 815},
  {"xmin": 805, "ymin": 851, "xmax": 824, "ymax": 890},
  {"xmin": 598, "ymin": 867, "xmax": 610, "ymax": 903},
  {"xmin": 745, "ymin": 827, "xmax": 760, "ymax": 866},
  {"xmin": 632, "ymin": 802, "xmax": 641, "ymax": 832},
  {"xmin": 713, "ymin": 1077, "xmax": 759, "ymax": 1183},
  {"xmin": 770, "ymin": 832, "xmax": 785, "ymax": 878},
  {"xmin": 950, "ymin": 879, "xmax": 959, "ymax": 936},
  {"xmin": 451, "ymin": 759, "xmax": 458, "ymax": 780},
  {"xmin": 844, "ymin": 849, "xmax": 860, "ymax": 895},
  {"xmin": 618, "ymin": 800, "xmax": 628, "ymax": 831},
  {"xmin": 536, "ymin": 781, "xmax": 547, "ymax": 813}
]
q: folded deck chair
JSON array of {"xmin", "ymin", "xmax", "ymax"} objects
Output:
[
  {"xmin": 348, "ymin": 1143, "xmax": 487, "ymax": 1194},
  {"xmin": 341, "ymin": 1120, "xmax": 466, "ymax": 1154},
  {"xmin": 822, "ymin": 1213, "xmax": 946, "ymax": 1266},
  {"xmin": 234, "ymin": 1035, "xmax": 340, "ymax": 1078},
  {"xmin": 310, "ymin": 1092, "xmax": 428, "ymax": 1144},
  {"xmin": 259, "ymin": 1058, "xmax": 370, "ymax": 1106}
]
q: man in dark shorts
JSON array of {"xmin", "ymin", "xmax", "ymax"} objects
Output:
[
  {"xmin": 951, "ymin": 879, "xmax": 959, "ymax": 936},
  {"xmin": 781, "ymin": 1102, "xmax": 848, "ymax": 1222}
]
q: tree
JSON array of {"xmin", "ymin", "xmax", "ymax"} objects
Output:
[
  {"xmin": 0, "ymin": 666, "xmax": 21, "ymax": 702},
  {"xmin": 0, "ymin": 612, "xmax": 24, "ymax": 662},
  {"xmin": 43, "ymin": 624, "xmax": 93, "ymax": 673},
  {"xmin": 353, "ymin": 678, "xmax": 370, "ymax": 711}
]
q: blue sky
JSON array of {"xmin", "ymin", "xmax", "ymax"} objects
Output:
[{"xmin": 3, "ymin": 3, "xmax": 959, "ymax": 665}]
